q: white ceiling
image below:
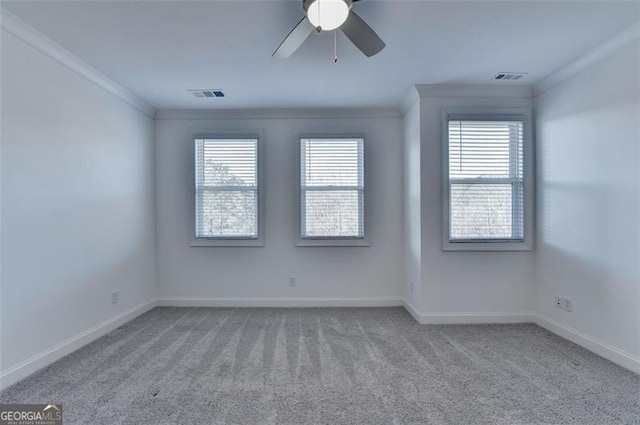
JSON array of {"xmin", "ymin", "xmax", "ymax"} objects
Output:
[{"xmin": 2, "ymin": 0, "xmax": 639, "ymax": 110}]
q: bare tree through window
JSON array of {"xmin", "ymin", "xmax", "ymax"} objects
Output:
[
  {"xmin": 448, "ymin": 120, "xmax": 524, "ymax": 241},
  {"xmin": 301, "ymin": 138, "xmax": 364, "ymax": 239},
  {"xmin": 195, "ymin": 139, "xmax": 258, "ymax": 239}
]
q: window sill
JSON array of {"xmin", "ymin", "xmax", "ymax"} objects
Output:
[
  {"xmin": 191, "ymin": 238, "xmax": 264, "ymax": 247},
  {"xmin": 296, "ymin": 238, "xmax": 370, "ymax": 247},
  {"xmin": 442, "ymin": 240, "xmax": 532, "ymax": 252}
]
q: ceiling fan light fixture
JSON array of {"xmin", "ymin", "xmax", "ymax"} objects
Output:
[{"xmin": 306, "ymin": 0, "xmax": 349, "ymax": 31}]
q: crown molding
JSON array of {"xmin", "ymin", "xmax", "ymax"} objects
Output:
[
  {"xmin": 414, "ymin": 84, "xmax": 533, "ymax": 99},
  {"xmin": 399, "ymin": 86, "xmax": 420, "ymax": 116},
  {"xmin": 534, "ymin": 20, "xmax": 640, "ymax": 97},
  {"xmin": 155, "ymin": 107, "xmax": 402, "ymax": 121},
  {"xmin": 1, "ymin": 8, "xmax": 156, "ymax": 118}
]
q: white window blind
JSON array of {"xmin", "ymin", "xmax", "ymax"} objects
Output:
[
  {"xmin": 300, "ymin": 138, "xmax": 364, "ymax": 239},
  {"xmin": 195, "ymin": 138, "xmax": 258, "ymax": 239},
  {"xmin": 448, "ymin": 120, "xmax": 524, "ymax": 242}
]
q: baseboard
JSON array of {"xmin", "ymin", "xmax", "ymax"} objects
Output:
[
  {"xmin": 403, "ymin": 301, "xmax": 534, "ymax": 325},
  {"xmin": 532, "ymin": 314, "xmax": 640, "ymax": 375},
  {"xmin": 2, "ymin": 299, "xmax": 635, "ymax": 392},
  {"xmin": 402, "ymin": 304, "xmax": 639, "ymax": 374},
  {"xmin": 157, "ymin": 296, "xmax": 404, "ymax": 308},
  {"xmin": 0, "ymin": 299, "xmax": 158, "ymax": 391},
  {"xmin": 402, "ymin": 299, "xmax": 424, "ymax": 323}
]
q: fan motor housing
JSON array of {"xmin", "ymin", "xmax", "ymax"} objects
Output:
[{"xmin": 303, "ymin": 0, "xmax": 353, "ymax": 13}]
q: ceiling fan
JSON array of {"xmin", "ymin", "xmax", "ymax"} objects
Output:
[{"xmin": 272, "ymin": 0, "xmax": 385, "ymax": 59}]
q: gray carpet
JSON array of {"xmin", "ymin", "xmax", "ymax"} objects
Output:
[{"xmin": 1, "ymin": 307, "xmax": 638, "ymax": 424}]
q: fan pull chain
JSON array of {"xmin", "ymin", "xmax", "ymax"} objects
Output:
[
  {"xmin": 333, "ymin": 30, "xmax": 338, "ymax": 63},
  {"xmin": 316, "ymin": 0, "xmax": 322, "ymax": 32}
]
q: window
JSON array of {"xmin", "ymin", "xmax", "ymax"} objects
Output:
[
  {"xmin": 193, "ymin": 137, "xmax": 263, "ymax": 246},
  {"xmin": 443, "ymin": 114, "xmax": 532, "ymax": 251},
  {"xmin": 299, "ymin": 137, "xmax": 366, "ymax": 245}
]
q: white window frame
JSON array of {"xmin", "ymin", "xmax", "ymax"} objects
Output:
[
  {"xmin": 442, "ymin": 109, "xmax": 534, "ymax": 251},
  {"xmin": 190, "ymin": 133, "xmax": 264, "ymax": 247},
  {"xmin": 297, "ymin": 135, "xmax": 368, "ymax": 247}
]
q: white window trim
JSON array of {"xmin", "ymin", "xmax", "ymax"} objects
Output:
[
  {"xmin": 190, "ymin": 132, "xmax": 265, "ymax": 247},
  {"xmin": 441, "ymin": 109, "xmax": 534, "ymax": 252},
  {"xmin": 296, "ymin": 134, "xmax": 369, "ymax": 247}
]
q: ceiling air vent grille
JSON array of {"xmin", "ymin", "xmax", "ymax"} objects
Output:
[
  {"xmin": 189, "ymin": 89, "xmax": 225, "ymax": 98},
  {"xmin": 494, "ymin": 73, "xmax": 527, "ymax": 81}
]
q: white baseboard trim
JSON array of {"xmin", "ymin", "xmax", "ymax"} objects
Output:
[
  {"xmin": 402, "ymin": 300, "xmax": 423, "ymax": 323},
  {"xmin": 532, "ymin": 314, "xmax": 640, "ymax": 375},
  {"xmin": 2, "ymin": 299, "xmax": 636, "ymax": 392},
  {"xmin": 0, "ymin": 299, "xmax": 158, "ymax": 391},
  {"xmin": 403, "ymin": 301, "xmax": 534, "ymax": 325},
  {"xmin": 158, "ymin": 296, "xmax": 404, "ymax": 308},
  {"xmin": 402, "ymin": 304, "xmax": 639, "ymax": 373}
]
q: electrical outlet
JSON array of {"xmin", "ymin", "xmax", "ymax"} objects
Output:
[
  {"xmin": 563, "ymin": 297, "xmax": 573, "ymax": 312},
  {"xmin": 111, "ymin": 291, "xmax": 119, "ymax": 305},
  {"xmin": 288, "ymin": 277, "xmax": 296, "ymax": 287},
  {"xmin": 554, "ymin": 296, "xmax": 562, "ymax": 308},
  {"xmin": 410, "ymin": 282, "xmax": 414, "ymax": 294}
]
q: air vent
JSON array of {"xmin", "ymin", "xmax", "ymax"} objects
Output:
[
  {"xmin": 494, "ymin": 73, "xmax": 527, "ymax": 81},
  {"xmin": 189, "ymin": 89, "xmax": 225, "ymax": 98}
]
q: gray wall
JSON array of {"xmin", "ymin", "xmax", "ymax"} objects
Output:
[
  {"xmin": 402, "ymin": 97, "xmax": 422, "ymax": 310},
  {"xmin": 534, "ymin": 40, "xmax": 640, "ymax": 359},
  {"xmin": 1, "ymin": 30, "xmax": 157, "ymax": 375},
  {"xmin": 402, "ymin": 86, "xmax": 535, "ymax": 320},
  {"xmin": 154, "ymin": 111, "xmax": 404, "ymax": 303}
]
